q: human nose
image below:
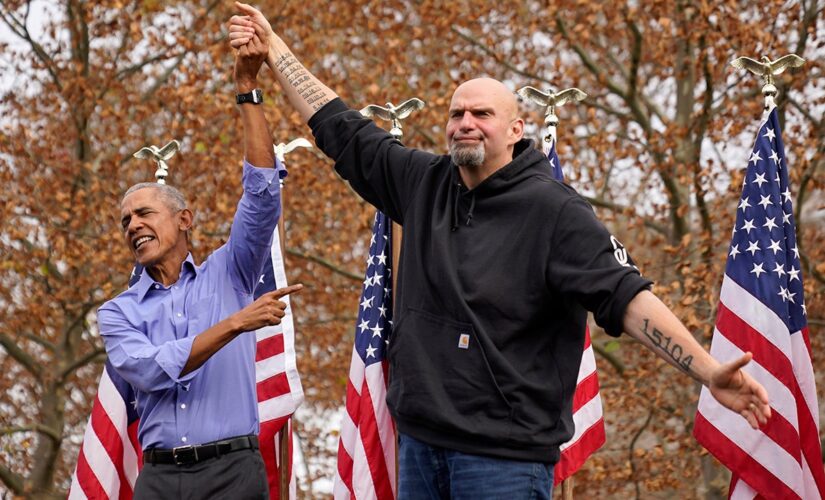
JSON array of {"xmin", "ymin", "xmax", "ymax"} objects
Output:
[{"xmin": 458, "ymin": 111, "xmax": 475, "ymax": 130}]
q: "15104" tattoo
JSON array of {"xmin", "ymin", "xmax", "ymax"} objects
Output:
[{"xmin": 641, "ymin": 319, "xmax": 694, "ymax": 373}]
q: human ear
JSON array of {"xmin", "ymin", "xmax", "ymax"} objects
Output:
[{"xmin": 178, "ymin": 209, "xmax": 194, "ymax": 231}]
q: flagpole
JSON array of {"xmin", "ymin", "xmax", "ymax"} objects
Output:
[
  {"xmin": 517, "ymin": 86, "xmax": 592, "ymax": 500},
  {"xmin": 273, "ymin": 139, "xmax": 311, "ymax": 500},
  {"xmin": 359, "ymin": 98, "xmax": 425, "ymax": 496}
]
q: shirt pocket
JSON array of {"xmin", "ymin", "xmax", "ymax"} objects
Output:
[
  {"xmin": 388, "ymin": 307, "xmax": 514, "ymax": 436},
  {"xmin": 186, "ymin": 294, "xmax": 217, "ymax": 337}
]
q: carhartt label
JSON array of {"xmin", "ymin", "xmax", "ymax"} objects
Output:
[{"xmin": 458, "ymin": 333, "xmax": 470, "ymax": 349}]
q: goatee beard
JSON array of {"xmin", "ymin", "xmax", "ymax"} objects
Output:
[{"xmin": 449, "ymin": 142, "xmax": 485, "ymax": 168}]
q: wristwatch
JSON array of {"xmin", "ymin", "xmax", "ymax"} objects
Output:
[{"xmin": 236, "ymin": 89, "xmax": 263, "ymax": 105}]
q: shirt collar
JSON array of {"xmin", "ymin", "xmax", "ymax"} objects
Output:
[{"xmin": 135, "ymin": 253, "xmax": 198, "ymax": 302}]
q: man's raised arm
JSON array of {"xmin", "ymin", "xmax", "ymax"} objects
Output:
[{"xmin": 229, "ymin": 2, "xmax": 338, "ymax": 123}]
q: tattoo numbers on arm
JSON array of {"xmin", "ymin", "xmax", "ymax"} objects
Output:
[
  {"xmin": 273, "ymin": 53, "xmax": 332, "ymax": 111},
  {"xmin": 641, "ymin": 319, "xmax": 694, "ymax": 373}
]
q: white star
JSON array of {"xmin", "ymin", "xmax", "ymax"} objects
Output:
[
  {"xmin": 752, "ymin": 172, "xmax": 767, "ymax": 188},
  {"xmin": 363, "ymin": 275, "xmax": 373, "ymax": 288},
  {"xmin": 758, "ymin": 195, "xmax": 773, "ymax": 209},
  {"xmin": 741, "ymin": 219, "xmax": 756, "ymax": 234},
  {"xmin": 782, "ymin": 211, "xmax": 792, "ymax": 224},
  {"xmin": 770, "ymin": 149, "xmax": 780, "ymax": 164},
  {"xmin": 782, "ymin": 188, "xmax": 792, "ymax": 203},
  {"xmin": 729, "ymin": 244, "xmax": 741, "ymax": 259},
  {"xmin": 258, "ymin": 274, "xmax": 265, "ymax": 284},
  {"xmin": 738, "ymin": 197, "xmax": 751, "ymax": 212},
  {"xmin": 748, "ymin": 151, "xmax": 762, "ymax": 165},
  {"xmin": 373, "ymin": 274, "xmax": 383, "ymax": 287},
  {"xmin": 367, "ymin": 255, "xmax": 375, "ymax": 266},
  {"xmin": 746, "ymin": 240, "xmax": 760, "ymax": 256},
  {"xmin": 763, "ymin": 127, "xmax": 776, "ymax": 141},
  {"xmin": 370, "ymin": 233, "xmax": 376, "ymax": 246},
  {"xmin": 792, "ymin": 245, "xmax": 799, "ymax": 259},
  {"xmin": 772, "ymin": 262, "xmax": 786, "ymax": 278},
  {"xmin": 787, "ymin": 290, "xmax": 796, "ymax": 304},
  {"xmin": 750, "ymin": 263, "xmax": 765, "ymax": 278},
  {"xmin": 768, "ymin": 239, "xmax": 782, "ymax": 255},
  {"xmin": 378, "ymin": 304, "xmax": 387, "ymax": 317},
  {"xmin": 360, "ymin": 296, "xmax": 374, "ymax": 310},
  {"xmin": 358, "ymin": 319, "xmax": 370, "ymax": 333},
  {"xmin": 377, "ymin": 252, "xmax": 388, "ymax": 265},
  {"xmin": 802, "ymin": 303, "xmax": 807, "ymax": 315},
  {"xmin": 130, "ymin": 267, "xmax": 137, "ymax": 278},
  {"xmin": 774, "ymin": 172, "xmax": 781, "ymax": 184},
  {"xmin": 365, "ymin": 345, "xmax": 377, "ymax": 358},
  {"xmin": 131, "ymin": 399, "xmax": 138, "ymax": 411},
  {"xmin": 788, "ymin": 266, "xmax": 800, "ymax": 282},
  {"xmin": 778, "ymin": 286, "xmax": 789, "ymax": 301},
  {"xmin": 763, "ymin": 217, "xmax": 778, "ymax": 232},
  {"xmin": 371, "ymin": 325, "xmax": 383, "ymax": 338}
]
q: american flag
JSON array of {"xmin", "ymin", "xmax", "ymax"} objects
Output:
[
  {"xmin": 333, "ymin": 212, "xmax": 396, "ymax": 500},
  {"xmin": 69, "ymin": 223, "xmax": 303, "ymax": 499},
  {"xmin": 545, "ymin": 140, "xmax": 606, "ymax": 485},
  {"xmin": 693, "ymin": 108, "xmax": 824, "ymax": 499}
]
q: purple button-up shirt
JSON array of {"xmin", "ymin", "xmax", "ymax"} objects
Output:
[{"xmin": 98, "ymin": 161, "xmax": 281, "ymax": 449}]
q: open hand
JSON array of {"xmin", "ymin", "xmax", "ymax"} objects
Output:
[{"xmin": 709, "ymin": 352, "xmax": 771, "ymax": 429}]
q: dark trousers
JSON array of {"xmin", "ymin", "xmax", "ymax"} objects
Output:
[{"xmin": 134, "ymin": 448, "xmax": 269, "ymax": 500}]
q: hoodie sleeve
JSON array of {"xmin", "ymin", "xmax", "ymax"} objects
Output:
[
  {"xmin": 308, "ymin": 98, "xmax": 438, "ymax": 224},
  {"xmin": 547, "ymin": 195, "xmax": 652, "ymax": 337}
]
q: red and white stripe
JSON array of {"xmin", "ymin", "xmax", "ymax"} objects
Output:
[
  {"xmin": 554, "ymin": 326, "xmax": 606, "ymax": 484},
  {"xmin": 256, "ymin": 227, "xmax": 304, "ymax": 499},
  {"xmin": 695, "ymin": 277, "xmax": 824, "ymax": 499},
  {"xmin": 69, "ymin": 368, "xmax": 141, "ymax": 500},
  {"xmin": 333, "ymin": 348, "xmax": 396, "ymax": 499}
]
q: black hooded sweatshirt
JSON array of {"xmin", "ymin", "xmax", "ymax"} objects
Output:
[{"xmin": 310, "ymin": 99, "xmax": 651, "ymax": 463}]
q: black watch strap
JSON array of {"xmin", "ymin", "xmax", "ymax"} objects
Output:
[{"xmin": 236, "ymin": 88, "xmax": 263, "ymax": 105}]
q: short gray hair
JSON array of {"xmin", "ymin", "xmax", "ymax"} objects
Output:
[{"xmin": 122, "ymin": 183, "xmax": 187, "ymax": 212}]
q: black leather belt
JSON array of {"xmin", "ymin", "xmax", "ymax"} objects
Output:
[{"xmin": 143, "ymin": 435, "xmax": 259, "ymax": 466}]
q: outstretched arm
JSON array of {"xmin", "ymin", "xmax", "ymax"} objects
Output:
[
  {"xmin": 229, "ymin": 2, "xmax": 339, "ymax": 123},
  {"xmin": 623, "ymin": 290, "xmax": 771, "ymax": 429}
]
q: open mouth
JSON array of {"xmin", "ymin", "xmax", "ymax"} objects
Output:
[{"xmin": 134, "ymin": 236, "xmax": 154, "ymax": 250}]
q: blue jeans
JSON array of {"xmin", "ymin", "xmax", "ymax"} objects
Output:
[{"xmin": 398, "ymin": 433, "xmax": 554, "ymax": 500}]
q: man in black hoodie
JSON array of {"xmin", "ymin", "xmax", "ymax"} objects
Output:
[{"xmin": 230, "ymin": 5, "xmax": 771, "ymax": 498}]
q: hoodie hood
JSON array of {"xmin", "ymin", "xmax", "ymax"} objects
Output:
[{"xmin": 450, "ymin": 138, "xmax": 550, "ymax": 230}]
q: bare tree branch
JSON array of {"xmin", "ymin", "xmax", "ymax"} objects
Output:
[
  {"xmin": 450, "ymin": 26, "xmax": 552, "ymax": 86},
  {"xmin": 286, "ymin": 248, "xmax": 363, "ymax": 282},
  {"xmin": 0, "ymin": 461, "xmax": 24, "ymax": 496},
  {"xmin": 60, "ymin": 348, "xmax": 106, "ymax": 383},
  {"xmin": 0, "ymin": 424, "xmax": 61, "ymax": 443},
  {"xmin": 0, "ymin": 331, "xmax": 42, "ymax": 380},
  {"xmin": 583, "ymin": 196, "xmax": 670, "ymax": 235}
]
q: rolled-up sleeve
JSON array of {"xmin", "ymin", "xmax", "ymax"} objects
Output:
[
  {"xmin": 547, "ymin": 196, "xmax": 652, "ymax": 337},
  {"xmin": 98, "ymin": 304, "xmax": 201, "ymax": 392}
]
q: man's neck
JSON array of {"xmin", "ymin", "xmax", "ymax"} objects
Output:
[
  {"xmin": 458, "ymin": 157, "xmax": 509, "ymax": 190},
  {"xmin": 146, "ymin": 249, "xmax": 188, "ymax": 286}
]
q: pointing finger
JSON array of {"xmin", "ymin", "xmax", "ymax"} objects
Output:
[{"xmin": 271, "ymin": 283, "xmax": 303, "ymax": 299}]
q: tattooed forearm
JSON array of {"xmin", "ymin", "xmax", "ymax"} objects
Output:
[
  {"xmin": 641, "ymin": 319, "xmax": 700, "ymax": 381},
  {"xmin": 273, "ymin": 52, "xmax": 332, "ymax": 111}
]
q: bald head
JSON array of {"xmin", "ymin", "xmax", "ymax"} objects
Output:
[
  {"xmin": 446, "ymin": 78, "xmax": 524, "ymax": 185},
  {"xmin": 450, "ymin": 78, "xmax": 519, "ymax": 120}
]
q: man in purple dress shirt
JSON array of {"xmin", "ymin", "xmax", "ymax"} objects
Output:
[{"xmin": 97, "ymin": 17, "xmax": 298, "ymax": 500}]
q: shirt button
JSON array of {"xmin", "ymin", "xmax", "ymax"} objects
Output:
[
  {"xmin": 181, "ymin": 436, "xmax": 187, "ymax": 443},
  {"xmin": 154, "ymin": 284, "xmax": 160, "ymax": 289},
  {"xmin": 177, "ymin": 313, "xmax": 182, "ymax": 317},
  {"xmin": 180, "ymin": 403, "xmax": 186, "ymax": 409}
]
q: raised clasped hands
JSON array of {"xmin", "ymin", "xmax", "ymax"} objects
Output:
[{"xmin": 230, "ymin": 2, "xmax": 272, "ymax": 91}]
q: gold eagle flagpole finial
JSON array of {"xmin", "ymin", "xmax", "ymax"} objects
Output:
[
  {"xmin": 132, "ymin": 140, "xmax": 181, "ymax": 184},
  {"xmin": 516, "ymin": 86, "xmax": 587, "ymax": 151},
  {"xmin": 731, "ymin": 54, "xmax": 805, "ymax": 111},
  {"xmin": 360, "ymin": 98, "xmax": 426, "ymax": 140}
]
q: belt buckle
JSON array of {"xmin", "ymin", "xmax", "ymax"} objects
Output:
[{"xmin": 172, "ymin": 445, "xmax": 197, "ymax": 465}]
